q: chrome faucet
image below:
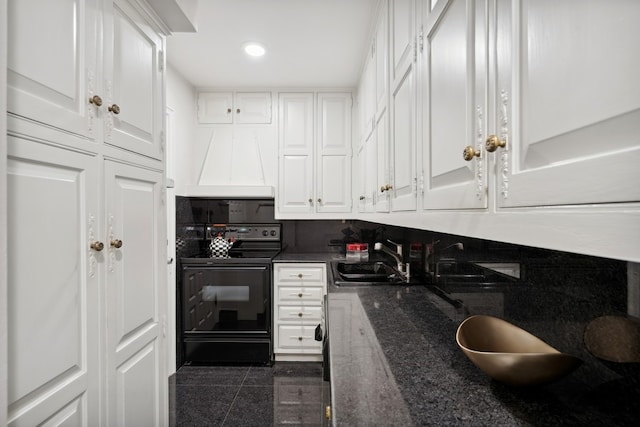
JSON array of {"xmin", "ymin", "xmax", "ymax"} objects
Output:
[
  {"xmin": 427, "ymin": 241, "xmax": 464, "ymax": 282},
  {"xmin": 374, "ymin": 240, "xmax": 410, "ymax": 282}
]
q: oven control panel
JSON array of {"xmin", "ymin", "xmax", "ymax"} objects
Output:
[{"xmin": 207, "ymin": 224, "xmax": 281, "ymax": 241}]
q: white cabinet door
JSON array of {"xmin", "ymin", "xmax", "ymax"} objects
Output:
[
  {"xmin": 389, "ymin": 0, "xmax": 417, "ymax": 212},
  {"xmin": 375, "ymin": 0, "xmax": 389, "ymax": 115},
  {"xmin": 422, "ymin": 0, "xmax": 488, "ymax": 210},
  {"xmin": 235, "ymin": 92, "xmax": 272, "ymax": 124},
  {"xmin": 7, "ymin": 137, "xmax": 100, "ymax": 427},
  {"xmin": 104, "ymin": 0, "xmax": 164, "ymax": 160},
  {"xmin": 197, "ymin": 92, "xmax": 233, "ymax": 124},
  {"xmin": 316, "ymin": 93, "xmax": 352, "ymax": 213},
  {"xmin": 365, "ymin": 129, "xmax": 378, "ymax": 213},
  {"xmin": 375, "ymin": 107, "xmax": 391, "ymax": 212},
  {"xmin": 278, "ymin": 93, "xmax": 315, "ymax": 213},
  {"xmin": 7, "ymin": 0, "xmax": 100, "ymax": 143},
  {"xmin": 104, "ymin": 160, "xmax": 166, "ymax": 427},
  {"xmin": 494, "ymin": 0, "xmax": 640, "ymax": 207}
]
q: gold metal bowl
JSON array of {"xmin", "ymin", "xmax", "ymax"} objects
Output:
[{"xmin": 456, "ymin": 315, "xmax": 582, "ymax": 386}]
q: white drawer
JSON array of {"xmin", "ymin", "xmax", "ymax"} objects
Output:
[
  {"xmin": 276, "ymin": 325, "xmax": 322, "ymax": 351},
  {"xmin": 275, "ymin": 265, "xmax": 325, "ymax": 283},
  {"xmin": 276, "ymin": 286, "xmax": 324, "ymax": 303},
  {"xmin": 277, "ymin": 305, "xmax": 322, "ymax": 322}
]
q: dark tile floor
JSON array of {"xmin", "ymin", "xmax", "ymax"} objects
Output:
[{"xmin": 169, "ymin": 362, "xmax": 326, "ymax": 426}]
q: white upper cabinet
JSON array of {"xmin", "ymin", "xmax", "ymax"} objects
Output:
[
  {"xmin": 316, "ymin": 93, "xmax": 352, "ymax": 213},
  {"xmin": 278, "ymin": 93, "xmax": 315, "ymax": 213},
  {"xmin": 277, "ymin": 92, "xmax": 352, "ymax": 217},
  {"xmin": 104, "ymin": 0, "xmax": 165, "ymax": 160},
  {"xmin": 493, "ymin": 0, "xmax": 640, "ymax": 208},
  {"xmin": 198, "ymin": 92, "xmax": 272, "ymax": 124},
  {"xmin": 422, "ymin": 0, "xmax": 488, "ymax": 210},
  {"xmin": 7, "ymin": 0, "xmax": 100, "ymax": 143},
  {"xmin": 389, "ymin": 0, "xmax": 417, "ymax": 212},
  {"xmin": 374, "ymin": 0, "xmax": 389, "ymax": 115}
]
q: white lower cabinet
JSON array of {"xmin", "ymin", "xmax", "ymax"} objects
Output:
[{"xmin": 273, "ymin": 263, "xmax": 327, "ymax": 361}]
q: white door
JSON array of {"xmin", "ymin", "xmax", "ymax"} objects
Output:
[
  {"xmin": 7, "ymin": 0, "xmax": 100, "ymax": 143},
  {"xmin": 235, "ymin": 92, "xmax": 272, "ymax": 124},
  {"xmin": 104, "ymin": 0, "xmax": 164, "ymax": 160},
  {"xmin": 375, "ymin": 108, "xmax": 390, "ymax": 212},
  {"xmin": 197, "ymin": 92, "xmax": 233, "ymax": 124},
  {"xmin": 422, "ymin": 0, "xmax": 488, "ymax": 210},
  {"xmin": 316, "ymin": 93, "xmax": 352, "ymax": 213},
  {"xmin": 389, "ymin": 0, "xmax": 417, "ymax": 212},
  {"xmin": 493, "ymin": 0, "xmax": 640, "ymax": 207},
  {"xmin": 278, "ymin": 93, "xmax": 315, "ymax": 213},
  {"xmin": 7, "ymin": 137, "xmax": 100, "ymax": 427},
  {"xmin": 104, "ymin": 160, "xmax": 166, "ymax": 427}
]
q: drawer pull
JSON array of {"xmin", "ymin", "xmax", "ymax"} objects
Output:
[
  {"xmin": 298, "ymin": 293, "xmax": 303, "ymax": 298},
  {"xmin": 298, "ymin": 312, "xmax": 303, "ymax": 317},
  {"xmin": 298, "ymin": 336, "xmax": 303, "ymax": 341}
]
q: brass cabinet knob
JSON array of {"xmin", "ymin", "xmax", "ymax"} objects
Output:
[
  {"xmin": 298, "ymin": 336, "xmax": 303, "ymax": 341},
  {"xmin": 298, "ymin": 293, "xmax": 303, "ymax": 298},
  {"xmin": 226, "ymin": 108, "xmax": 232, "ymax": 114},
  {"xmin": 463, "ymin": 146, "xmax": 481, "ymax": 161},
  {"xmin": 317, "ymin": 198, "xmax": 322, "ymax": 203},
  {"xmin": 90, "ymin": 241, "xmax": 104, "ymax": 251},
  {"xmin": 385, "ymin": 184, "xmax": 393, "ymax": 191},
  {"xmin": 298, "ymin": 312, "xmax": 303, "ymax": 317},
  {"xmin": 108, "ymin": 104, "xmax": 121, "ymax": 115},
  {"xmin": 89, "ymin": 95, "xmax": 103, "ymax": 107},
  {"xmin": 380, "ymin": 186, "xmax": 386, "ymax": 193},
  {"xmin": 298, "ymin": 273, "xmax": 303, "ymax": 278},
  {"xmin": 236, "ymin": 108, "xmax": 241, "ymax": 113},
  {"xmin": 308, "ymin": 198, "xmax": 313, "ymax": 205},
  {"xmin": 110, "ymin": 239, "xmax": 123, "ymax": 248},
  {"xmin": 359, "ymin": 195, "xmax": 365, "ymax": 200},
  {"xmin": 485, "ymin": 135, "xmax": 506, "ymax": 152}
]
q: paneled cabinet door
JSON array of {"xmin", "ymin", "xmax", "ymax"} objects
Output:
[
  {"xmin": 7, "ymin": 138, "xmax": 100, "ymax": 427},
  {"xmin": 389, "ymin": 0, "xmax": 417, "ymax": 212},
  {"xmin": 7, "ymin": 0, "xmax": 100, "ymax": 143},
  {"xmin": 493, "ymin": 0, "xmax": 640, "ymax": 207},
  {"xmin": 104, "ymin": 160, "xmax": 167, "ymax": 427},
  {"xmin": 422, "ymin": 0, "xmax": 488, "ymax": 210},
  {"xmin": 316, "ymin": 93, "xmax": 352, "ymax": 213},
  {"xmin": 197, "ymin": 92, "xmax": 234, "ymax": 124},
  {"xmin": 104, "ymin": 0, "xmax": 165, "ymax": 160},
  {"xmin": 278, "ymin": 93, "xmax": 315, "ymax": 213}
]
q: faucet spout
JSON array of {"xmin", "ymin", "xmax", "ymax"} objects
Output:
[{"xmin": 374, "ymin": 241, "xmax": 404, "ymax": 273}]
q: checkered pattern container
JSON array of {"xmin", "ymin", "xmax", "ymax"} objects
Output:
[{"xmin": 209, "ymin": 236, "xmax": 233, "ymax": 258}]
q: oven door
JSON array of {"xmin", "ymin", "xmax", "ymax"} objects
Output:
[{"xmin": 182, "ymin": 264, "xmax": 270, "ymax": 334}]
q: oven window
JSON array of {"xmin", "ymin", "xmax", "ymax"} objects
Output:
[
  {"xmin": 203, "ymin": 286, "xmax": 250, "ymax": 302},
  {"xmin": 182, "ymin": 265, "xmax": 270, "ymax": 333}
]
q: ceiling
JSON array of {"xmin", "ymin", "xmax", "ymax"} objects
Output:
[{"xmin": 166, "ymin": 0, "xmax": 377, "ymax": 89}]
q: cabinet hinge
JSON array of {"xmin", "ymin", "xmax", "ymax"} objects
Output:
[
  {"xmin": 158, "ymin": 50, "xmax": 165, "ymax": 72},
  {"xmin": 419, "ymin": 172, "xmax": 424, "ymax": 194},
  {"xmin": 413, "ymin": 42, "xmax": 417, "ymax": 63},
  {"xmin": 419, "ymin": 26, "xmax": 424, "ymax": 53},
  {"xmin": 371, "ymin": 38, "xmax": 376, "ymax": 58}
]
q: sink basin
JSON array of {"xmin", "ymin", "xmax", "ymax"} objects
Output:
[
  {"xmin": 435, "ymin": 261, "xmax": 517, "ymax": 285},
  {"xmin": 456, "ymin": 315, "xmax": 582, "ymax": 386},
  {"xmin": 332, "ymin": 261, "xmax": 404, "ymax": 286}
]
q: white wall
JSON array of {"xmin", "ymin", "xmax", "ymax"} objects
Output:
[
  {"xmin": 1, "ymin": 0, "xmax": 8, "ymax": 422},
  {"xmin": 166, "ymin": 63, "xmax": 197, "ymax": 373},
  {"xmin": 167, "ymin": 63, "xmax": 198, "ymax": 194}
]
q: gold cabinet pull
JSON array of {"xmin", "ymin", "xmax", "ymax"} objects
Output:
[
  {"xmin": 110, "ymin": 239, "xmax": 123, "ymax": 248},
  {"xmin": 298, "ymin": 336, "xmax": 303, "ymax": 341},
  {"xmin": 298, "ymin": 312, "xmax": 303, "ymax": 317},
  {"xmin": 298, "ymin": 273, "xmax": 303, "ymax": 278},
  {"xmin": 463, "ymin": 146, "xmax": 481, "ymax": 161},
  {"xmin": 485, "ymin": 135, "xmax": 506, "ymax": 152},
  {"xmin": 308, "ymin": 198, "xmax": 313, "ymax": 205},
  {"xmin": 359, "ymin": 195, "xmax": 365, "ymax": 200},
  {"xmin": 317, "ymin": 198, "xmax": 322, "ymax": 203},
  {"xmin": 108, "ymin": 104, "xmax": 121, "ymax": 115},
  {"xmin": 89, "ymin": 95, "xmax": 103, "ymax": 107},
  {"xmin": 236, "ymin": 108, "xmax": 241, "ymax": 113},
  {"xmin": 298, "ymin": 293, "xmax": 303, "ymax": 298},
  {"xmin": 90, "ymin": 241, "xmax": 104, "ymax": 251},
  {"xmin": 226, "ymin": 108, "xmax": 232, "ymax": 114}
]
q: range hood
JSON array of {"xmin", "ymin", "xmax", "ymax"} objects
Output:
[
  {"xmin": 186, "ymin": 128, "xmax": 275, "ymax": 198},
  {"xmin": 184, "ymin": 185, "xmax": 274, "ymax": 198}
]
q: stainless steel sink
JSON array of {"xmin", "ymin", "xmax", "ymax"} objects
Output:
[
  {"xmin": 434, "ymin": 260, "xmax": 518, "ymax": 286},
  {"xmin": 332, "ymin": 261, "xmax": 405, "ymax": 286}
]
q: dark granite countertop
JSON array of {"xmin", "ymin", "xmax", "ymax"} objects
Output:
[{"xmin": 326, "ymin": 259, "xmax": 640, "ymax": 426}]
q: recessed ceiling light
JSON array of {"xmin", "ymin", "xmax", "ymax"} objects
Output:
[{"xmin": 244, "ymin": 42, "xmax": 266, "ymax": 57}]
